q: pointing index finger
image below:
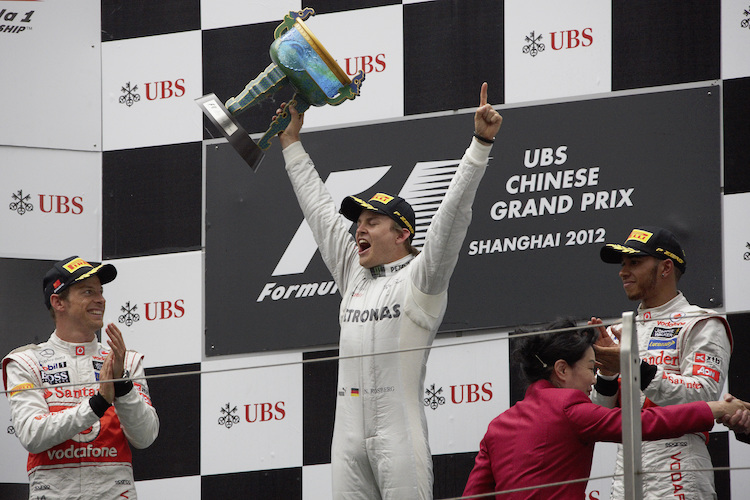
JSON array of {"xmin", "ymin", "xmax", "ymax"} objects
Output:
[{"xmin": 479, "ymin": 82, "xmax": 488, "ymax": 107}]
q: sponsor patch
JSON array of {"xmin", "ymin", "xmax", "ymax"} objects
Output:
[
  {"xmin": 10, "ymin": 382, "xmax": 33, "ymax": 397},
  {"xmin": 62, "ymin": 257, "xmax": 90, "ymax": 273},
  {"xmin": 371, "ymin": 193, "xmax": 394, "ymax": 204},
  {"xmin": 651, "ymin": 326, "xmax": 680, "ymax": 339},
  {"xmin": 41, "ymin": 371, "xmax": 70, "ymax": 385},
  {"xmin": 75, "ymin": 346, "xmax": 85, "ymax": 356},
  {"xmin": 648, "ymin": 337, "xmax": 677, "ymax": 350},
  {"xmin": 626, "ymin": 229, "xmax": 653, "ymax": 243},
  {"xmin": 695, "ymin": 352, "xmax": 722, "ymax": 366},
  {"xmin": 692, "ymin": 364, "xmax": 720, "ymax": 382}
]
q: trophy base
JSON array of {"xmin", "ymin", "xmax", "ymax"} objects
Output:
[{"xmin": 196, "ymin": 93, "xmax": 264, "ymax": 171}]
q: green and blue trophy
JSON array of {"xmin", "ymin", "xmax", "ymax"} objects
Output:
[{"xmin": 196, "ymin": 8, "xmax": 365, "ymax": 170}]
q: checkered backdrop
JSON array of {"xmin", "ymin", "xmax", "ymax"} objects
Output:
[{"xmin": 1, "ymin": 1, "xmax": 749, "ymax": 499}]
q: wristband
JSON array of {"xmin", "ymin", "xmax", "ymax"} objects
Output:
[
  {"xmin": 89, "ymin": 393, "xmax": 112, "ymax": 418},
  {"xmin": 114, "ymin": 380, "xmax": 134, "ymax": 398},
  {"xmin": 473, "ymin": 132, "xmax": 494, "ymax": 144},
  {"xmin": 594, "ymin": 375, "xmax": 619, "ymax": 397},
  {"xmin": 640, "ymin": 361, "xmax": 658, "ymax": 390}
]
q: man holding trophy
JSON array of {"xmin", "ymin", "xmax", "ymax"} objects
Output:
[{"xmin": 275, "ymin": 83, "xmax": 502, "ymax": 499}]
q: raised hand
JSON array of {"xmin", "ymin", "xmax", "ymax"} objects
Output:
[{"xmin": 474, "ymin": 82, "xmax": 502, "ymax": 143}]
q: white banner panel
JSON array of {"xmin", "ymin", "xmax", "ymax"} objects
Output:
[
  {"xmin": 424, "ymin": 332, "xmax": 510, "ymax": 455},
  {"xmin": 101, "ymin": 251, "xmax": 203, "ymax": 368},
  {"xmin": 102, "ymin": 31, "xmax": 204, "ymax": 151},
  {"xmin": 201, "ymin": 352, "xmax": 303, "ymax": 475},
  {"xmin": 135, "ymin": 476, "xmax": 201, "ymax": 500},
  {"xmin": 505, "ymin": 0, "xmax": 611, "ymax": 104},
  {"xmin": 302, "ymin": 463, "xmax": 332, "ymax": 500},
  {"xmin": 0, "ymin": 396, "xmax": 30, "ymax": 483},
  {"xmin": 723, "ymin": 193, "xmax": 750, "ymax": 314},
  {"xmin": 1, "ymin": 146, "xmax": 102, "ymax": 260},
  {"xmin": 299, "ymin": 6, "xmax": 404, "ymax": 129},
  {"xmin": 0, "ymin": 0, "xmax": 101, "ymax": 151},
  {"xmin": 201, "ymin": 0, "xmax": 301, "ymax": 31},
  {"xmin": 721, "ymin": 0, "xmax": 750, "ymax": 80}
]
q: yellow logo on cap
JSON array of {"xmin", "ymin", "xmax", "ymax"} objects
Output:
[
  {"xmin": 370, "ymin": 193, "xmax": 394, "ymax": 204},
  {"xmin": 626, "ymin": 229, "xmax": 652, "ymax": 244},
  {"xmin": 63, "ymin": 258, "xmax": 91, "ymax": 274},
  {"xmin": 657, "ymin": 248, "xmax": 685, "ymax": 264},
  {"xmin": 607, "ymin": 244, "xmax": 640, "ymax": 254},
  {"xmin": 394, "ymin": 210, "xmax": 415, "ymax": 235},
  {"xmin": 10, "ymin": 382, "xmax": 33, "ymax": 397}
]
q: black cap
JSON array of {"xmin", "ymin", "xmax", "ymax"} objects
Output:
[
  {"xmin": 600, "ymin": 226, "xmax": 686, "ymax": 274},
  {"xmin": 43, "ymin": 256, "xmax": 117, "ymax": 309},
  {"xmin": 340, "ymin": 192, "xmax": 416, "ymax": 238}
]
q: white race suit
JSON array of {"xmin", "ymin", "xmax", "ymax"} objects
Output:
[{"xmin": 283, "ymin": 138, "xmax": 492, "ymax": 499}]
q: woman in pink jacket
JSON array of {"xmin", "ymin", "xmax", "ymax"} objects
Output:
[{"xmin": 463, "ymin": 319, "xmax": 742, "ymax": 499}]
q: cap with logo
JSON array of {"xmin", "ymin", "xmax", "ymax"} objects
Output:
[
  {"xmin": 43, "ymin": 256, "xmax": 117, "ymax": 309},
  {"xmin": 600, "ymin": 226, "xmax": 686, "ymax": 273},
  {"xmin": 340, "ymin": 192, "xmax": 416, "ymax": 238}
]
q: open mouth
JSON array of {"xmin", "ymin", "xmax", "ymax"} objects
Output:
[{"xmin": 358, "ymin": 239, "xmax": 371, "ymax": 254}]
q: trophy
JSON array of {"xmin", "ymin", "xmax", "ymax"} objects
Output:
[{"xmin": 196, "ymin": 8, "xmax": 365, "ymax": 171}]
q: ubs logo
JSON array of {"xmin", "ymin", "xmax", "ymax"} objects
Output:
[
  {"xmin": 523, "ymin": 28, "xmax": 593, "ymax": 57},
  {"xmin": 218, "ymin": 401, "xmax": 286, "ymax": 428},
  {"xmin": 424, "ymin": 382, "xmax": 493, "ymax": 410},
  {"xmin": 118, "ymin": 79, "xmax": 186, "ymax": 107},
  {"xmin": 218, "ymin": 403, "xmax": 240, "ymax": 429},
  {"xmin": 8, "ymin": 190, "xmax": 84, "ymax": 216}
]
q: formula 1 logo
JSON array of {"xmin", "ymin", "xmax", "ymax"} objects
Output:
[{"xmin": 271, "ymin": 159, "xmax": 460, "ymax": 277}]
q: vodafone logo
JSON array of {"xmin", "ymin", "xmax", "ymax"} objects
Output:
[{"xmin": 75, "ymin": 346, "xmax": 85, "ymax": 356}]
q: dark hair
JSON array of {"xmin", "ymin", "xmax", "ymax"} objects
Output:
[{"xmin": 512, "ymin": 318, "xmax": 598, "ymax": 385}]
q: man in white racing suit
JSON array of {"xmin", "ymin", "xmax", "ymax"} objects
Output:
[
  {"xmin": 275, "ymin": 83, "xmax": 502, "ymax": 499},
  {"xmin": 2, "ymin": 256, "xmax": 159, "ymax": 500},
  {"xmin": 591, "ymin": 226, "xmax": 732, "ymax": 499}
]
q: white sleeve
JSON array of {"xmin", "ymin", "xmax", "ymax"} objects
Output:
[
  {"xmin": 113, "ymin": 351, "xmax": 159, "ymax": 449},
  {"xmin": 642, "ymin": 317, "xmax": 731, "ymax": 405},
  {"xmin": 411, "ymin": 139, "xmax": 491, "ymax": 296},
  {"xmin": 283, "ymin": 142, "xmax": 359, "ymax": 295},
  {"xmin": 3, "ymin": 356, "xmax": 99, "ymax": 454}
]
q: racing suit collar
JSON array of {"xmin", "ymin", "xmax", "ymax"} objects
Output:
[
  {"xmin": 50, "ymin": 331, "xmax": 101, "ymax": 356},
  {"xmin": 637, "ymin": 291, "xmax": 685, "ymax": 318},
  {"xmin": 368, "ymin": 254, "xmax": 414, "ymax": 279}
]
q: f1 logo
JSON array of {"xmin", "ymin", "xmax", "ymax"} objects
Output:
[
  {"xmin": 272, "ymin": 166, "xmax": 391, "ymax": 276},
  {"xmin": 272, "ymin": 159, "xmax": 460, "ymax": 277}
]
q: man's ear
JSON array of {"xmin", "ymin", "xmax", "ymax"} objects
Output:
[
  {"xmin": 49, "ymin": 294, "xmax": 65, "ymax": 313},
  {"xmin": 660, "ymin": 258, "xmax": 674, "ymax": 278},
  {"xmin": 396, "ymin": 227, "xmax": 411, "ymax": 245}
]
